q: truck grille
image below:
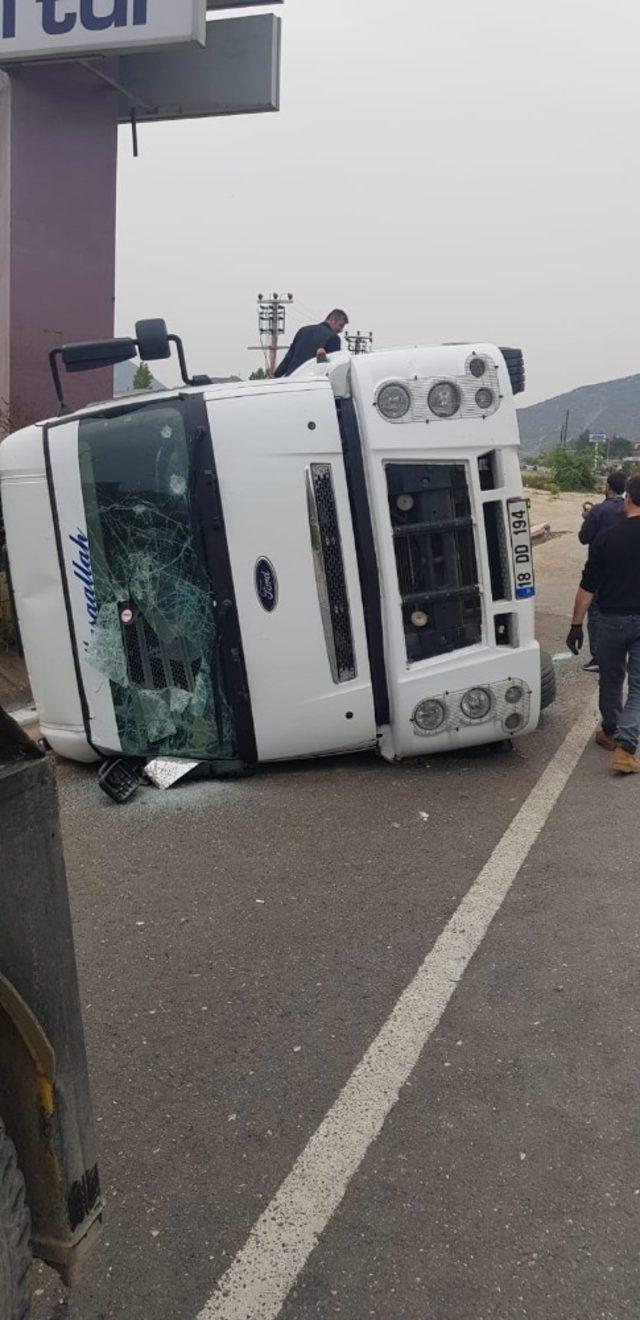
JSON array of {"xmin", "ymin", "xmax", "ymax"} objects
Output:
[
  {"xmin": 483, "ymin": 499, "xmax": 511, "ymax": 602},
  {"xmin": 386, "ymin": 462, "xmax": 482, "ymax": 662},
  {"xmin": 306, "ymin": 464, "xmax": 357, "ymax": 683},
  {"xmin": 120, "ymin": 606, "xmax": 201, "ymax": 692}
]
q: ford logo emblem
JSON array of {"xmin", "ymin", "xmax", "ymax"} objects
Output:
[{"xmin": 255, "ymin": 558, "xmax": 278, "ymax": 612}]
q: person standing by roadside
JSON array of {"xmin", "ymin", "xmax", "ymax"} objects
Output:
[
  {"xmin": 567, "ymin": 474, "xmax": 640, "ymax": 774},
  {"xmin": 578, "ymin": 470, "xmax": 627, "ymax": 672}
]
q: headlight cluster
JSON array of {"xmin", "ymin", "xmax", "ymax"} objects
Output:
[
  {"xmin": 428, "ymin": 381, "xmax": 460, "ymax": 418},
  {"xmin": 460, "ymin": 687, "xmax": 492, "ymax": 720},
  {"xmin": 413, "ymin": 699, "xmax": 446, "ymax": 732},
  {"xmin": 375, "ymin": 354, "xmax": 500, "ymax": 425},
  {"xmin": 377, "ymin": 382, "xmax": 412, "ymax": 420},
  {"xmin": 475, "ymin": 387, "xmax": 495, "ymax": 412},
  {"xmin": 411, "ymin": 678, "xmax": 530, "ymax": 737}
]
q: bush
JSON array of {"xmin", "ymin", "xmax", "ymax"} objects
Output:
[
  {"xmin": 547, "ymin": 445, "xmax": 597, "ymax": 492},
  {"xmin": 522, "ymin": 473, "xmax": 556, "ymax": 491}
]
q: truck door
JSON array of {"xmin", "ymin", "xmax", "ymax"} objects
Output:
[{"xmin": 208, "ymin": 381, "xmax": 377, "ymax": 761}]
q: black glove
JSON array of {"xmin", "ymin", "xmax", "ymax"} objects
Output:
[{"xmin": 566, "ymin": 624, "xmax": 584, "ymax": 655}]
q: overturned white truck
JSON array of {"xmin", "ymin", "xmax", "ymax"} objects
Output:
[{"xmin": 0, "ymin": 322, "xmax": 554, "ymax": 772}]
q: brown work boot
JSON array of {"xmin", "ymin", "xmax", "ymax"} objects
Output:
[
  {"xmin": 596, "ymin": 727, "xmax": 616, "ymax": 751},
  {"xmin": 612, "ymin": 747, "xmax": 640, "ymax": 775}
]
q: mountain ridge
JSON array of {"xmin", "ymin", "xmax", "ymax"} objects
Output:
[{"xmin": 517, "ymin": 372, "xmax": 640, "ymax": 453}]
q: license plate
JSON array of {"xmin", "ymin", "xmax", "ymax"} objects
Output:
[{"xmin": 507, "ymin": 498, "xmax": 535, "ymax": 599}]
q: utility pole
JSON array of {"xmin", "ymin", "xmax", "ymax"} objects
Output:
[
  {"xmin": 249, "ymin": 293, "xmax": 293, "ymax": 377},
  {"xmin": 560, "ymin": 409, "xmax": 570, "ymax": 448},
  {"xmin": 346, "ymin": 330, "xmax": 373, "ymax": 355}
]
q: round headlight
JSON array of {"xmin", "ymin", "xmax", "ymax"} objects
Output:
[
  {"xmin": 396, "ymin": 493, "xmax": 414, "ymax": 512},
  {"xmin": 469, "ymin": 357, "xmax": 487, "ymax": 378},
  {"xmin": 428, "ymin": 381, "xmax": 461, "ymax": 418},
  {"xmin": 412, "ymin": 698, "xmax": 446, "ymax": 732},
  {"xmin": 505, "ymin": 712, "xmax": 523, "ymax": 732},
  {"xmin": 377, "ymin": 382, "xmax": 411, "ymax": 421},
  {"xmin": 475, "ymin": 387, "xmax": 494, "ymax": 412},
  {"xmin": 460, "ymin": 687, "xmax": 492, "ymax": 720},
  {"xmin": 505, "ymin": 684, "xmax": 524, "ymax": 705}
]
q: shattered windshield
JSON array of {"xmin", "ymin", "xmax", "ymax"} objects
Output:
[{"xmin": 78, "ymin": 402, "xmax": 236, "ymax": 760}]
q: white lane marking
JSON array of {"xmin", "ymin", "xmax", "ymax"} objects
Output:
[{"xmin": 198, "ymin": 707, "xmax": 596, "ymax": 1320}]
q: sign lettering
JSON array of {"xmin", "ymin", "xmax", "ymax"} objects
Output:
[
  {"xmin": 38, "ymin": 2, "xmax": 77, "ymax": 37},
  {"xmin": 0, "ymin": 0, "xmax": 204, "ymax": 61},
  {"xmin": 2, "ymin": 0, "xmax": 14, "ymax": 38}
]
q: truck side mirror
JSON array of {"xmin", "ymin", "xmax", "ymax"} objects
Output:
[
  {"xmin": 135, "ymin": 319, "xmax": 171, "ymax": 362},
  {"xmin": 50, "ymin": 338, "xmax": 138, "ymax": 412},
  {"xmin": 48, "ymin": 318, "xmax": 206, "ymax": 414},
  {"xmin": 61, "ymin": 338, "xmax": 137, "ymax": 373}
]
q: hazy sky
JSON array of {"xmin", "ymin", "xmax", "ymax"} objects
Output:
[{"xmin": 116, "ymin": 0, "xmax": 640, "ymax": 405}]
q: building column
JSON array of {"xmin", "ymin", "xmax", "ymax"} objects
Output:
[{"xmin": 0, "ymin": 63, "xmax": 118, "ymax": 434}]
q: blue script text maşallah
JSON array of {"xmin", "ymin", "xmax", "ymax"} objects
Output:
[
  {"xmin": 69, "ymin": 530, "xmax": 99, "ymax": 632},
  {"xmin": 2, "ymin": 1, "xmax": 149, "ymax": 40}
]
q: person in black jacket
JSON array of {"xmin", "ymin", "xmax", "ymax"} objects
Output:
[
  {"xmin": 578, "ymin": 470, "xmax": 626, "ymax": 672},
  {"xmin": 274, "ymin": 310, "xmax": 349, "ymax": 378},
  {"xmin": 567, "ymin": 474, "xmax": 640, "ymax": 774}
]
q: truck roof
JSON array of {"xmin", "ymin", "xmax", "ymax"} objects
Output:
[{"xmin": 5, "ymin": 342, "xmax": 515, "ymax": 435}]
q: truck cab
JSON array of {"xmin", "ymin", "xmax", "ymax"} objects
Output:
[{"xmin": 0, "ymin": 325, "xmax": 549, "ymax": 770}]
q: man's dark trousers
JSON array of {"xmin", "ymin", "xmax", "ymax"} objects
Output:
[
  {"xmin": 598, "ymin": 613, "xmax": 640, "ymax": 754},
  {"xmin": 588, "ymin": 599, "xmax": 602, "ymax": 662}
]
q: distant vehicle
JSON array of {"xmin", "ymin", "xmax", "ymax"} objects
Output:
[{"xmin": 0, "ymin": 322, "xmax": 555, "ymax": 772}]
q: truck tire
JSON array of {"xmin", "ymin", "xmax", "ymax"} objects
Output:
[
  {"xmin": 540, "ymin": 649, "xmax": 557, "ymax": 711},
  {"xmin": 498, "ymin": 346, "xmax": 526, "ymax": 395},
  {"xmin": 0, "ymin": 1119, "xmax": 31, "ymax": 1320}
]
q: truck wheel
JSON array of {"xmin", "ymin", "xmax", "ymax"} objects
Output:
[
  {"xmin": 0, "ymin": 1119, "xmax": 32, "ymax": 1320},
  {"xmin": 540, "ymin": 650, "xmax": 557, "ymax": 711},
  {"xmin": 498, "ymin": 346, "xmax": 526, "ymax": 395}
]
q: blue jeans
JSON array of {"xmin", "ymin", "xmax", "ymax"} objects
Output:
[
  {"xmin": 587, "ymin": 599, "xmax": 601, "ymax": 662},
  {"xmin": 598, "ymin": 613, "xmax": 640, "ymax": 754}
]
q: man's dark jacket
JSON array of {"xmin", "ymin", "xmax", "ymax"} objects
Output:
[
  {"xmin": 274, "ymin": 322, "xmax": 341, "ymax": 378},
  {"xmin": 581, "ymin": 516, "xmax": 640, "ymax": 613},
  {"xmin": 578, "ymin": 494, "xmax": 625, "ymax": 545}
]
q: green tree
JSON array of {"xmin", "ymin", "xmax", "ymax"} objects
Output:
[
  {"xmin": 133, "ymin": 361, "xmax": 153, "ymax": 390},
  {"xmin": 249, "ymin": 367, "xmax": 267, "ymax": 380},
  {"xmin": 547, "ymin": 445, "xmax": 596, "ymax": 492},
  {"xmin": 570, "ymin": 429, "xmax": 591, "ymax": 452},
  {"xmin": 608, "ymin": 436, "xmax": 632, "ymax": 459}
]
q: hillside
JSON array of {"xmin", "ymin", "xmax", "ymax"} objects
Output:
[{"xmin": 517, "ymin": 373, "xmax": 640, "ymax": 453}]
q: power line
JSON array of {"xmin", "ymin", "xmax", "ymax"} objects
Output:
[
  {"xmin": 346, "ymin": 330, "xmax": 373, "ymax": 355},
  {"xmin": 248, "ymin": 293, "xmax": 294, "ymax": 376}
]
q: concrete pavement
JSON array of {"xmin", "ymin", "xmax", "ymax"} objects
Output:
[{"xmin": 27, "ymin": 497, "xmax": 640, "ymax": 1320}]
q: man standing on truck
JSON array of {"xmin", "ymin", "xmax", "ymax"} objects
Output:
[
  {"xmin": 578, "ymin": 470, "xmax": 626, "ymax": 672},
  {"xmin": 273, "ymin": 309, "xmax": 349, "ymax": 378},
  {"xmin": 567, "ymin": 474, "xmax": 640, "ymax": 774}
]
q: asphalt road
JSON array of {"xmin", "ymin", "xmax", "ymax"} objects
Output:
[{"xmin": 29, "ymin": 512, "xmax": 640, "ymax": 1320}]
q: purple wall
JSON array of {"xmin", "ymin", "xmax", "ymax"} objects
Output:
[
  {"xmin": 0, "ymin": 64, "xmax": 118, "ymax": 432},
  {"xmin": 0, "ymin": 76, "xmax": 10, "ymax": 434}
]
